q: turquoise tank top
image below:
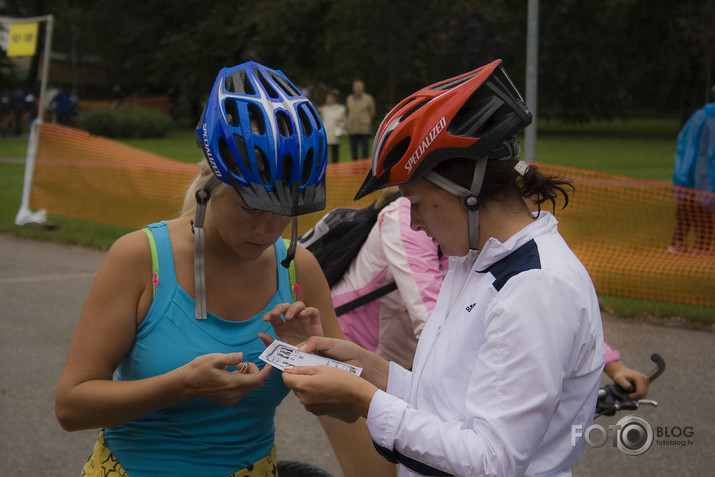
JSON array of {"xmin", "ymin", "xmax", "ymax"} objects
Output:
[{"xmin": 103, "ymin": 221, "xmax": 292, "ymax": 476}]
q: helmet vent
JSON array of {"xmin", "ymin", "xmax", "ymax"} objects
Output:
[
  {"xmin": 382, "ymin": 136, "xmax": 411, "ymax": 171},
  {"xmin": 233, "ymin": 133, "xmax": 251, "ymax": 173},
  {"xmin": 401, "ymin": 98, "xmax": 430, "ymax": 122},
  {"xmin": 300, "ymin": 148, "xmax": 314, "ymax": 185},
  {"xmin": 282, "ymin": 154, "xmax": 294, "ymax": 182},
  {"xmin": 431, "ymin": 70, "xmax": 480, "ymax": 92},
  {"xmin": 270, "ymin": 71, "xmax": 301, "ymax": 97},
  {"xmin": 255, "ymin": 146, "xmax": 272, "ymax": 185},
  {"xmin": 297, "ymin": 105, "xmax": 313, "ymax": 136},
  {"xmin": 219, "ymin": 137, "xmax": 242, "ymax": 177},
  {"xmin": 224, "ymin": 99, "xmax": 239, "ymax": 127},
  {"xmin": 305, "ymin": 103, "xmax": 323, "ymax": 131},
  {"xmin": 247, "ymin": 103, "xmax": 266, "ymax": 135},
  {"xmin": 318, "ymin": 137, "xmax": 324, "ymax": 166},
  {"xmin": 254, "ymin": 68, "xmax": 279, "ymax": 99},
  {"xmin": 276, "ymin": 110, "xmax": 294, "ymax": 137},
  {"xmin": 225, "ymin": 70, "xmax": 255, "ymax": 95},
  {"xmin": 450, "ymin": 88, "xmax": 504, "ymax": 138}
]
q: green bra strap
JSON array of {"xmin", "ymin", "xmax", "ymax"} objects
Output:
[
  {"xmin": 143, "ymin": 227, "xmax": 159, "ymax": 297},
  {"xmin": 283, "ymin": 238, "xmax": 297, "ymax": 301}
]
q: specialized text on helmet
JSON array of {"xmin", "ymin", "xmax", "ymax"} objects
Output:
[
  {"xmin": 202, "ymin": 124, "xmax": 223, "ymax": 178},
  {"xmin": 405, "ymin": 117, "xmax": 447, "ymax": 173}
]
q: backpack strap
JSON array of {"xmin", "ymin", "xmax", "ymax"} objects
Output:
[
  {"xmin": 283, "ymin": 238, "xmax": 298, "ymax": 302},
  {"xmin": 143, "ymin": 227, "xmax": 159, "ymax": 297},
  {"xmin": 334, "ymin": 281, "xmax": 397, "ymax": 316}
]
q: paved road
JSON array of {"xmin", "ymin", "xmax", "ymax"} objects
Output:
[{"xmin": 1, "ymin": 233, "xmax": 713, "ymax": 476}]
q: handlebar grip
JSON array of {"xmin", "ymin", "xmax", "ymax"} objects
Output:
[
  {"xmin": 618, "ymin": 401, "xmax": 639, "ymax": 411},
  {"xmin": 647, "ymin": 353, "xmax": 665, "ymax": 382}
]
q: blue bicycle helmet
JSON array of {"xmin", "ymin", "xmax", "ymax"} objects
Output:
[
  {"xmin": 191, "ymin": 62, "xmax": 326, "ymax": 319},
  {"xmin": 196, "ymin": 61, "xmax": 327, "ymax": 216}
]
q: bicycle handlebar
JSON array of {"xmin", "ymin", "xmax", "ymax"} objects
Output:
[
  {"xmin": 647, "ymin": 353, "xmax": 665, "ymax": 382},
  {"xmin": 595, "ymin": 353, "xmax": 665, "ymax": 419}
]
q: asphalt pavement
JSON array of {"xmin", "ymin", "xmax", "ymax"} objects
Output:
[{"xmin": 1, "ymin": 232, "xmax": 713, "ymax": 476}]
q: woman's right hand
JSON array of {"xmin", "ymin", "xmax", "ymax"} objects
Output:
[
  {"xmin": 178, "ymin": 352, "xmax": 272, "ymax": 406},
  {"xmin": 282, "ymin": 364, "xmax": 377, "ymax": 422}
]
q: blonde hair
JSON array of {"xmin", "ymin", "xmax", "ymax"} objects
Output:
[
  {"xmin": 180, "ymin": 161, "xmax": 230, "ymax": 217},
  {"xmin": 374, "ymin": 186, "xmax": 401, "ymax": 209}
]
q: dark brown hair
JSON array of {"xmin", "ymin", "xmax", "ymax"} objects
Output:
[{"xmin": 431, "ymin": 157, "xmax": 573, "ymax": 213}]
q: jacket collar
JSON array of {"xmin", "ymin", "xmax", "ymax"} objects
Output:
[{"xmin": 449, "ymin": 211, "xmax": 559, "ymax": 272}]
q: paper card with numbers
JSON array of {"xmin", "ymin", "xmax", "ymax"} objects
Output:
[{"xmin": 259, "ymin": 339, "xmax": 362, "ymax": 376}]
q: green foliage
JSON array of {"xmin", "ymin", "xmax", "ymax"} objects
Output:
[
  {"xmin": 77, "ymin": 104, "xmax": 174, "ymax": 139},
  {"xmin": 120, "ymin": 129, "xmax": 204, "ymax": 164},
  {"xmin": 23, "ymin": 0, "xmax": 712, "ymax": 127}
]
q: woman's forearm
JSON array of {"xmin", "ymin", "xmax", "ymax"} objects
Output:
[{"xmin": 56, "ymin": 370, "xmax": 188, "ymax": 431}]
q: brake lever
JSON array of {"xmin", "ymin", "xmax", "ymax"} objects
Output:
[
  {"xmin": 636, "ymin": 399, "xmax": 658, "ymax": 408},
  {"xmin": 647, "ymin": 353, "xmax": 665, "ymax": 382}
]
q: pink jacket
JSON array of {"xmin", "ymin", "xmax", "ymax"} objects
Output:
[
  {"xmin": 332, "ymin": 197, "xmax": 448, "ymax": 369},
  {"xmin": 604, "ymin": 342, "xmax": 621, "ymax": 366}
]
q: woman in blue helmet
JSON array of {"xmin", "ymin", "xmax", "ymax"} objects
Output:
[{"xmin": 55, "ymin": 62, "xmax": 344, "ymax": 476}]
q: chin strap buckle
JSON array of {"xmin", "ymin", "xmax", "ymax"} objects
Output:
[{"xmin": 464, "ymin": 194, "xmax": 480, "ymax": 211}]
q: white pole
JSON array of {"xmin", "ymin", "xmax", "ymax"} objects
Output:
[
  {"xmin": 524, "ymin": 0, "xmax": 539, "ymax": 163},
  {"xmin": 12, "ymin": 14, "xmax": 54, "ymax": 226}
]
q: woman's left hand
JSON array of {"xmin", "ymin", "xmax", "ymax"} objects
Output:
[
  {"xmin": 604, "ymin": 360, "xmax": 650, "ymax": 400},
  {"xmin": 263, "ymin": 301, "xmax": 324, "ymax": 345}
]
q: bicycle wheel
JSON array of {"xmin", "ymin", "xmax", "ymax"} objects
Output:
[{"xmin": 277, "ymin": 460, "xmax": 334, "ymax": 477}]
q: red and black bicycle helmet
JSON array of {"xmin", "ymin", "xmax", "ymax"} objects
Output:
[{"xmin": 355, "ymin": 59, "xmax": 532, "ymax": 200}]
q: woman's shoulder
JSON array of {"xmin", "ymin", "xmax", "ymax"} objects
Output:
[
  {"xmin": 293, "ymin": 244, "xmax": 323, "ymax": 274},
  {"xmin": 107, "ymin": 219, "xmax": 184, "ymax": 266},
  {"xmin": 109, "ymin": 229, "xmax": 152, "ymax": 259}
]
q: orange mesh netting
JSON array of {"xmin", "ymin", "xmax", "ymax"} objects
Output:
[
  {"xmin": 29, "ymin": 123, "xmax": 714, "ymax": 308},
  {"xmin": 29, "ymin": 123, "xmax": 382, "ymax": 232},
  {"xmin": 31, "ymin": 123, "xmax": 198, "ymax": 227}
]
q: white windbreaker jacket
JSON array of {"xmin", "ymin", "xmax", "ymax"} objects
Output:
[{"xmin": 366, "ymin": 212, "xmax": 605, "ymax": 476}]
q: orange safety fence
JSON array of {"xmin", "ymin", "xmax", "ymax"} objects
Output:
[
  {"xmin": 29, "ymin": 123, "xmax": 382, "ymax": 233},
  {"xmin": 28, "ymin": 123, "xmax": 714, "ymax": 308}
]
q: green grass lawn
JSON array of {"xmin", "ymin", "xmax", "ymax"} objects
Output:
[
  {"xmin": 1, "ymin": 117, "xmax": 712, "ymax": 324},
  {"xmin": 118, "ymin": 117, "xmax": 682, "ymax": 182},
  {"xmin": 536, "ymin": 116, "xmax": 679, "ymax": 181}
]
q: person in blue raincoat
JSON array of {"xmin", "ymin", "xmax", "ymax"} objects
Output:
[{"xmin": 669, "ymin": 86, "xmax": 715, "ymax": 256}]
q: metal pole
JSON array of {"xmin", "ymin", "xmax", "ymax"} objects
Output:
[
  {"xmin": 38, "ymin": 14, "xmax": 53, "ymax": 123},
  {"xmin": 524, "ymin": 0, "xmax": 539, "ymax": 163},
  {"xmin": 13, "ymin": 14, "xmax": 54, "ymax": 226}
]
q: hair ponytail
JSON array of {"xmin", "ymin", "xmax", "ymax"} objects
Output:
[{"xmin": 518, "ymin": 163, "xmax": 573, "ymax": 213}]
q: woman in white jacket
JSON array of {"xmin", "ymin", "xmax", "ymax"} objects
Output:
[{"xmin": 276, "ymin": 60, "xmax": 605, "ymax": 477}]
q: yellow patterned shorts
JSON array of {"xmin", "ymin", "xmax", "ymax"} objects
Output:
[{"xmin": 81, "ymin": 430, "xmax": 277, "ymax": 477}]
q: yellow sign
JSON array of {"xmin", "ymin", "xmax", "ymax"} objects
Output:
[{"xmin": 7, "ymin": 22, "xmax": 38, "ymax": 57}]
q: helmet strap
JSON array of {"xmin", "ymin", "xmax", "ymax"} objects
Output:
[
  {"xmin": 425, "ymin": 157, "xmax": 487, "ymax": 250},
  {"xmin": 192, "ymin": 188, "xmax": 211, "ymax": 320},
  {"xmin": 281, "ymin": 217, "xmax": 298, "ymax": 269}
]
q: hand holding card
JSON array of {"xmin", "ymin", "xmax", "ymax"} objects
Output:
[{"xmin": 259, "ymin": 340, "xmax": 362, "ymax": 376}]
